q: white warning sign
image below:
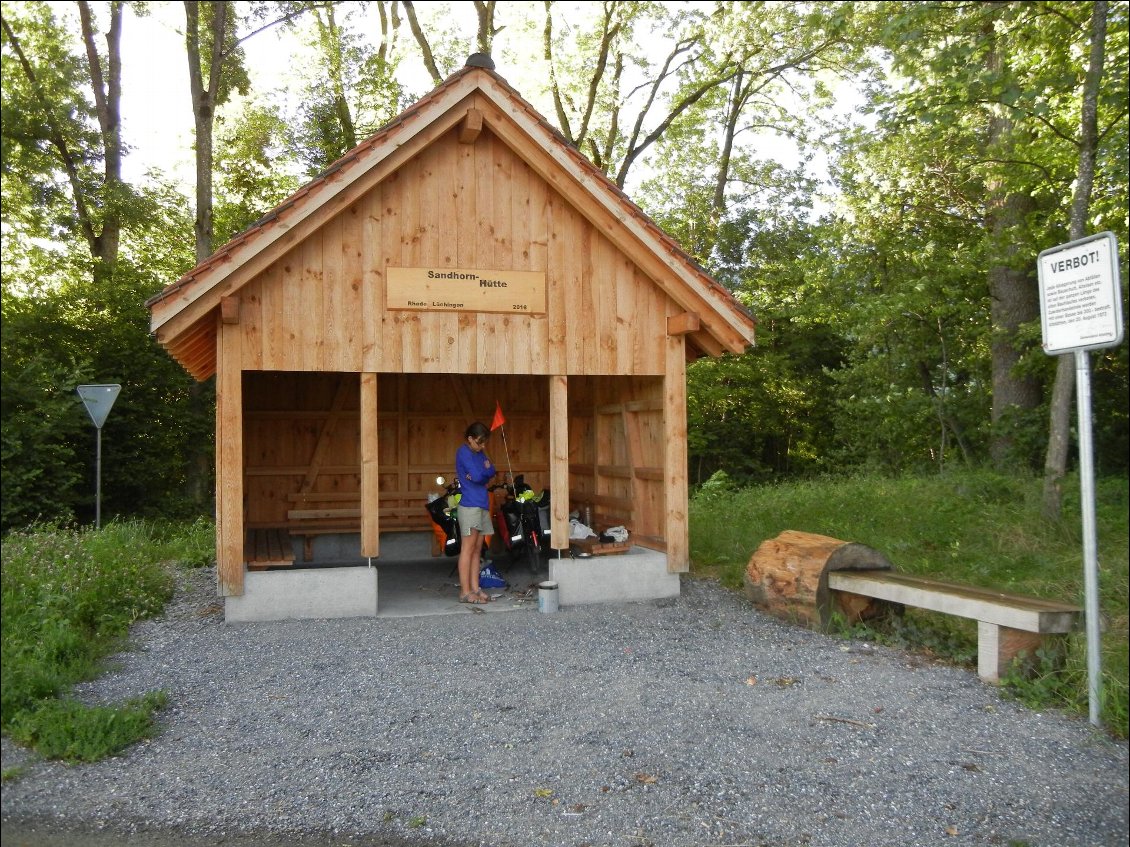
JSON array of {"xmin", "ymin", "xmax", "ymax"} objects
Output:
[{"xmin": 1037, "ymin": 232, "xmax": 1123, "ymax": 355}]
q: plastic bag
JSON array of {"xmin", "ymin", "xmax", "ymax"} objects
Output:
[
  {"xmin": 569, "ymin": 518, "xmax": 597, "ymax": 540},
  {"xmin": 479, "ymin": 564, "xmax": 508, "ymax": 589}
]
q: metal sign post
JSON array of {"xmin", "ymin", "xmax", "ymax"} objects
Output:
[
  {"xmin": 77, "ymin": 384, "xmax": 121, "ymax": 529},
  {"xmin": 1037, "ymin": 232, "xmax": 1123, "ymax": 728}
]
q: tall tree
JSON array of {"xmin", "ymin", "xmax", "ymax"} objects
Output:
[
  {"xmin": 279, "ymin": 0, "xmax": 405, "ymax": 174},
  {"xmin": 184, "ymin": 0, "xmax": 248, "ymax": 261},
  {"xmin": 2, "ymin": 0, "xmax": 125, "ymax": 283},
  {"xmin": 834, "ymin": 1, "xmax": 1127, "ymax": 471},
  {"xmin": 1042, "ymin": 0, "xmax": 1113, "ymax": 519}
]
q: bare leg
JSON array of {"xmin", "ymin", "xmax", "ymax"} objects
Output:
[
  {"xmin": 468, "ymin": 531, "xmax": 486, "ymax": 598},
  {"xmin": 457, "ymin": 528, "xmax": 482, "ymax": 599}
]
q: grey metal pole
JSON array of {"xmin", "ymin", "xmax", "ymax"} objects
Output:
[
  {"xmin": 95, "ymin": 425, "xmax": 103, "ymax": 530},
  {"xmin": 1074, "ymin": 349, "xmax": 1102, "ymax": 728}
]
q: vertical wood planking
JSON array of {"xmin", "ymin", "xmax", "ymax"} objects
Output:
[
  {"xmin": 382, "ymin": 173, "xmax": 405, "ymax": 373},
  {"xmin": 362, "ymin": 185, "xmax": 386, "ymax": 371},
  {"xmin": 545, "ymin": 193, "xmax": 567, "ymax": 374},
  {"xmin": 301, "ymin": 232, "xmax": 324, "ymax": 371},
  {"xmin": 664, "ymin": 332, "xmax": 689, "ymax": 572},
  {"xmin": 615, "ymin": 252, "xmax": 636, "ymax": 375},
  {"xmin": 241, "ymin": 279, "xmax": 263, "ymax": 370},
  {"xmin": 579, "ymin": 222, "xmax": 596, "ymax": 374},
  {"xmin": 339, "ymin": 202, "xmax": 364, "ymax": 370},
  {"xmin": 561, "ymin": 205, "xmax": 584, "ymax": 373},
  {"xmin": 474, "ymin": 133, "xmax": 496, "ymax": 375},
  {"xmin": 217, "ymin": 320, "xmax": 244, "ymax": 595},
  {"xmin": 596, "ymin": 234, "xmax": 618, "ymax": 373},
  {"xmin": 429, "ymin": 140, "xmax": 460, "ymax": 371},
  {"xmin": 504, "ymin": 152, "xmax": 531, "ymax": 374},
  {"xmin": 321, "ymin": 214, "xmax": 345, "ymax": 369},
  {"xmin": 264, "ymin": 259, "xmax": 291, "ymax": 369},
  {"xmin": 360, "ymin": 372, "xmax": 379, "ymax": 557},
  {"xmin": 456, "ymin": 110, "xmax": 479, "ymax": 370}
]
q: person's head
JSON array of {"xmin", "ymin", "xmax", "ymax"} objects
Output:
[{"xmin": 465, "ymin": 421, "xmax": 490, "ymax": 451}]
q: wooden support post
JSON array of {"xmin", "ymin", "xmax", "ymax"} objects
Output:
[
  {"xmin": 216, "ymin": 319, "xmax": 244, "ymax": 596},
  {"xmin": 664, "ymin": 333, "xmax": 689, "ymax": 572},
  {"xmin": 360, "ymin": 372, "xmax": 380, "ymax": 558},
  {"xmin": 549, "ymin": 375, "xmax": 569, "ymax": 550}
]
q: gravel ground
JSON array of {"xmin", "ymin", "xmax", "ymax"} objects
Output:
[{"xmin": 2, "ymin": 564, "xmax": 1127, "ymax": 847}]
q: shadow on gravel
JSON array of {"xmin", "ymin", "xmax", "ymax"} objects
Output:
[{"xmin": 1, "ymin": 820, "xmax": 471, "ymax": 847}]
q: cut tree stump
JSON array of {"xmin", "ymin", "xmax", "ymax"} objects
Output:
[{"xmin": 744, "ymin": 530, "xmax": 894, "ymax": 629}]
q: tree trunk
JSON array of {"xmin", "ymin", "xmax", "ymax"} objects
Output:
[
  {"xmin": 403, "ymin": 0, "xmax": 442, "ymax": 85},
  {"xmin": 987, "ymin": 192, "xmax": 1042, "ymax": 469},
  {"xmin": 77, "ymin": 0, "xmax": 123, "ymax": 281},
  {"xmin": 745, "ymin": 530, "xmax": 894, "ymax": 629},
  {"xmin": 984, "ymin": 23, "xmax": 1041, "ymax": 469},
  {"xmin": 185, "ymin": 0, "xmax": 229, "ymax": 262},
  {"xmin": 1042, "ymin": 0, "xmax": 1107, "ymax": 520}
]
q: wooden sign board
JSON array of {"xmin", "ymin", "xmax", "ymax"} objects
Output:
[{"xmin": 387, "ymin": 267, "xmax": 546, "ymax": 315}]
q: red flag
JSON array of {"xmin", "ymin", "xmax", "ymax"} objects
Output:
[{"xmin": 491, "ymin": 401, "xmax": 505, "ymax": 431}]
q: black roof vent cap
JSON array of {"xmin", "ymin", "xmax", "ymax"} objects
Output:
[{"xmin": 465, "ymin": 53, "xmax": 495, "ymax": 71}]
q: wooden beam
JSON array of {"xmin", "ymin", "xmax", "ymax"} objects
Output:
[
  {"xmin": 217, "ymin": 318, "xmax": 245, "ymax": 596},
  {"xmin": 666, "ymin": 311, "xmax": 700, "ymax": 336},
  {"xmin": 459, "ymin": 107, "xmax": 483, "ymax": 144},
  {"xmin": 298, "ymin": 375, "xmax": 353, "ymax": 493},
  {"xmin": 360, "ymin": 373, "xmax": 379, "ymax": 557},
  {"xmin": 664, "ymin": 334, "xmax": 689, "ymax": 573},
  {"xmin": 220, "ymin": 294, "xmax": 240, "ymax": 324},
  {"xmin": 549, "ymin": 375, "xmax": 569, "ymax": 550}
]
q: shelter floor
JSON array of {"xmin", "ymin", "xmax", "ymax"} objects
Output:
[{"xmin": 372, "ymin": 532, "xmax": 551, "ymax": 618}]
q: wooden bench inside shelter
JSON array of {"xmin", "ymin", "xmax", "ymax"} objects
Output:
[
  {"xmin": 286, "ymin": 492, "xmax": 361, "ymax": 560},
  {"xmin": 244, "ymin": 528, "xmax": 295, "ymax": 570},
  {"xmin": 828, "ymin": 569, "xmax": 1081, "ymax": 683}
]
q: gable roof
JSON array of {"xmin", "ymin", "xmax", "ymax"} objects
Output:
[{"xmin": 147, "ymin": 61, "xmax": 756, "ymax": 380}]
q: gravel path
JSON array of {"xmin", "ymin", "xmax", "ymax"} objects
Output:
[{"xmin": 2, "ymin": 564, "xmax": 1127, "ymax": 847}]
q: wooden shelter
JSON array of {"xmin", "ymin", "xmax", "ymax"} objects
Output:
[{"xmin": 147, "ymin": 56, "xmax": 755, "ymax": 608}]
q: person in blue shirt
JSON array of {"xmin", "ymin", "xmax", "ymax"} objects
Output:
[{"xmin": 455, "ymin": 421, "xmax": 496, "ymax": 603}]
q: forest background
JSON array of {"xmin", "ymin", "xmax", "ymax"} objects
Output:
[{"xmin": 1, "ymin": 0, "xmax": 1127, "ymax": 533}]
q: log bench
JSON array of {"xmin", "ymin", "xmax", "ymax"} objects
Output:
[
  {"xmin": 745, "ymin": 530, "xmax": 1082, "ymax": 685},
  {"xmin": 245, "ymin": 528, "xmax": 296, "ymax": 570},
  {"xmin": 828, "ymin": 570, "xmax": 1081, "ymax": 683}
]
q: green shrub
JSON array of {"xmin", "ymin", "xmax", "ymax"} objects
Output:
[
  {"xmin": 1, "ymin": 519, "xmax": 210, "ymax": 759},
  {"xmin": 7, "ymin": 692, "xmax": 168, "ymax": 763}
]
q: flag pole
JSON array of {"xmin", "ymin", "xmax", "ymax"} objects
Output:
[{"xmin": 492, "ymin": 401, "xmax": 516, "ymax": 486}]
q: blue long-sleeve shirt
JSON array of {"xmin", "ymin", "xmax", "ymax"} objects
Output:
[{"xmin": 455, "ymin": 444, "xmax": 494, "ymax": 508}]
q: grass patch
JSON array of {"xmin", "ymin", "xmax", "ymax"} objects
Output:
[
  {"xmin": 1, "ymin": 518, "xmax": 213, "ymax": 761},
  {"xmin": 689, "ymin": 469, "xmax": 1129, "ymax": 737}
]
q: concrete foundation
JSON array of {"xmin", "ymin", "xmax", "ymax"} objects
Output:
[
  {"xmin": 223, "ymin": 534, "xmax": 677, "ymax": 622},
  {"xmin": 549, "ymin": 547, "xmax": 679, "ymax": 606},
  {"xmin": 225, "ymin": 565, "xmax": 378, "ymax": 622}
]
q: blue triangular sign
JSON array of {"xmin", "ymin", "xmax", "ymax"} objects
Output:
[{"xmin": 77, "ymin": 384, "xmax": 121, "ymax": 429}]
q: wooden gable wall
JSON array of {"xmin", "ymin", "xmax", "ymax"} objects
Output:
[{"xmin": 233, "ymin": 121, "xmax": 677, "ymax": 377}]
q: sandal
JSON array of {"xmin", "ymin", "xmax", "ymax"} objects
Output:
[
  {"xmin": 460, "ymin": 593, "xmax": 488, "ymax": 605},
  {"xmin": 474, "ymin": 588, "xmax": 491, "ymax": 602}
]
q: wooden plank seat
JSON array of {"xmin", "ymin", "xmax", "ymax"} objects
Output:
[
  {"xmin": 245, "ymin": 528, "xmax": 296, "ymax": 570},
  {"xmin": 827, "ymin": 569, "xmax": 1082, "ymax": 684},
  {"xmin": 285, "ymin": 493, "xmax": 363, "ymax": 558}
]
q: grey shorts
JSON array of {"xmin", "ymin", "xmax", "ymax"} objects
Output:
[{"xmin": 458, "ymin": 505, "xmax": 494, "ymax": 537}]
